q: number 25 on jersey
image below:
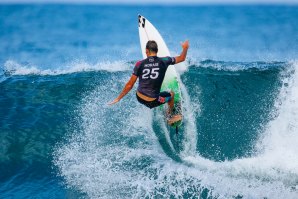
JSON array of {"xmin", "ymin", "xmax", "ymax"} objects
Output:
[{"xmin": 142, "ymin": 68, "xmax": 159, "ymax": 79}]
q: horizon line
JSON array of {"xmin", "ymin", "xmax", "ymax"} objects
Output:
[{"xmin": 0, "ymin": 0, "xmax": 298, "ymax": 5}]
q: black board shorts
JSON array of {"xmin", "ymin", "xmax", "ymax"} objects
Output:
[{"xmin": 136, "ymin": 91, "xmax": 172, "ymax": 109}]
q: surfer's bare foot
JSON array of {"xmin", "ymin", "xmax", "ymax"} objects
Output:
[{"xmin": 167, "ymin": 114, "xmax": 182, "ymax": 125}]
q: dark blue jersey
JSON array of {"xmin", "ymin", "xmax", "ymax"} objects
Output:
[{"xmin": 133, "ymin": 56, "xmax": 176, "ymax": 98}]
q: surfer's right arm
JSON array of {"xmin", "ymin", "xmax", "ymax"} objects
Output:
[
  {"xmin": 108, "ymin": 74, "xmax": 138, "ymax": 105},
  {"xmin": 175, "ymin": 40, "xmax": 189, "ymax": 64}
]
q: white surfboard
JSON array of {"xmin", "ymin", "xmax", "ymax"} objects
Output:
[{"xmin": 138, "ymin": 15, "xmax": 183, "ymax": 127}]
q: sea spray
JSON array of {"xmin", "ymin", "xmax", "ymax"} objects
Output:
[{"xmin": 257, "ymin": 61, "xmax": 298, "ymax": 177}]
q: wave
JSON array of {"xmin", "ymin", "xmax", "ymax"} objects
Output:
[
  {"xmin": 2, "ymin": 59, "xmax": 297, "ymax": 198},
  {"xmin": 52, "ymin": 61, "xmax": 297, "ymax": 198}
]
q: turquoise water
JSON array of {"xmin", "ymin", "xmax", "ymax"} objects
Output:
[{"xmin": 1, "ymin": 4, "xmax": 298, "ymax": 198}]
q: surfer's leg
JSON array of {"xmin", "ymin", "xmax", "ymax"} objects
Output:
[
  {"xmin": 167, "ymin": 91, "xmax": 175, "ymax": 116},
  {"xmin": 156, "ymin": 91, "xmax": 173, "ymax": 113}
]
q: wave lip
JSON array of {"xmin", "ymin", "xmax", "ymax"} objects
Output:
[
  {"xmin": 1, "ymin": 59, "xmax": 290, "ymax": 78},
  {"xmin": 2, "ymin": 59, "xmax": 131, "ymax": 76},
  {"xmin": 194, "ymin": 59, "xmax": 287, "ymax": 71}
]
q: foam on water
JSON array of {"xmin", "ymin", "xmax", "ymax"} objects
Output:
[
  {"xmin": 54, "ymin": 74, "xmax": 164, "ymax": 197},
  {"xmin": 2, "ymin": 59, "xmax": 130, "ymax": 76}
]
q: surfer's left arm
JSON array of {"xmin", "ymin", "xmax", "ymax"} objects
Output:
[
  {"xmin": 175, "ymin": 40, "xmax": 189, "ymax": 64},
  {"xmin": 108, "ymin": 74, "xmax": 138, "ymax": 105}
]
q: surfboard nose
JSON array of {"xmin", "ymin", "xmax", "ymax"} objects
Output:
[{"xmin": 138, "ymin": 15, "xmax": 146, "ymax": 28}]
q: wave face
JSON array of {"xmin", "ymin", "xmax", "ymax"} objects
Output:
[
  {"xmin": 1, "ymin": 60, "xmax": 298, "ymax": 198},
  {"xmin": 1, "ymin": 4, "xmax": 298, "ymax": 199}
]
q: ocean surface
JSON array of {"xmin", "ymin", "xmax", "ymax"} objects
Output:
[{"xmin": 1, "ymin": 4, "xmax": 298, "ymax": 199}]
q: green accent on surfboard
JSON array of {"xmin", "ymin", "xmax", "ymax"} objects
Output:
[
  {"xmin": 160, "ymin": 74, "xmax": 183, "ymax": 128},
  {"xmin": 161, "ymin": 77, "xmax": 181, "ymax": 103}
]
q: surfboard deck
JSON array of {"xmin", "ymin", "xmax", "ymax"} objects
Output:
[{"xmin": 138, "ymin": 15, "xmax": 183, "ymax": 128}]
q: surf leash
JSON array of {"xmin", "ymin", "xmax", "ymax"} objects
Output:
[{"xmin": 176, "ymin": 126, "xmax": 179, "ymax": 151}]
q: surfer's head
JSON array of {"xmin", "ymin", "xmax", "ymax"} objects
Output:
[{"xmin": 146, "ymin": 40, "xmax": 158, "ymax": 55}]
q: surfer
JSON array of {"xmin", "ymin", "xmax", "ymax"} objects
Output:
[{"xmin": 108, "ymin": 40, "xmax": 189, "ymax": 119}]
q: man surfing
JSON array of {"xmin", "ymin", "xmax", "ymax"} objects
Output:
[{"xmin": 108, "ymin": 40, "xmax": 189, "ymax": 123}]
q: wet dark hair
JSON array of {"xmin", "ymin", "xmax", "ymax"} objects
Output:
[{"xmin": 146, "ymin": 40, "xmax": 158, "ymax": 53}]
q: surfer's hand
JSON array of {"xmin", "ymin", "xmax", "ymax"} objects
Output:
[
  {"xmin": 181, "ymin": 40, "xmax": 189, "ymax": 49},
  {"xmin": 108, "ymin": 98, "xmax": 120, "ymax": 105}
]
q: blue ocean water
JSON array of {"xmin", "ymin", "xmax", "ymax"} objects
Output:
[{"xmin": 0, "ymin": 4, "xmax": 298, "ymax": 198}]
